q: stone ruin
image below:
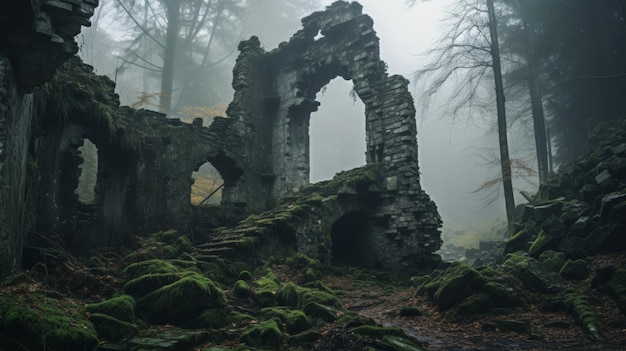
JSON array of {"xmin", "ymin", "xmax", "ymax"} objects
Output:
[{"xmin": 0, "ymin": 1, "xmax": 442, "ymax": 277}]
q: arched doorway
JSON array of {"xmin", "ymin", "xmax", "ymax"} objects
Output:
[
  {"xmin": 190, "ymin": 161, "xmax": 224, "ymax": 205},
  {"xmin": 310, "ymin": 78, "xmax": 366, "ymax": 183}
]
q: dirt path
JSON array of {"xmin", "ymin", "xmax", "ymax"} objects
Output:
[{"xmin": 321, "ymin": 273, "xmax": 626, "ymax": 351}]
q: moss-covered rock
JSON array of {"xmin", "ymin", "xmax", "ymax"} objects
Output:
[
  {"xmin": 88, "ymin": 313, "xmax": 138, "ymax": 342},
  {"xmin": 502, "ymin": 254, "xmax": 565, "ymax": 293},
  {"xmin": 0, "ymin": 294, "xmax": 98, "ymax": 351},
  {"xmin": 559, "ymin": 259, "xmax": 590, "ymax": 280},
  {"xmin": 124, "ymin": 272, "xmax": 185, "ymax": 299},
  {"xmin": 539, "ymin": 250, "xmax": 567, "ymax": 272},
  {"xmin": 136, "ymin": 272, "xmax": 228, "ymax": 324},
  {"xmin": 503, "ymin": 229, "xmax": 532, "ymax": 254},
  {"xmin": 239, "ymin": 320, "xmax": 283, "ymax": 349},
  {"xmin": 425, "ymin": 262, "xmax": 484, "ymax": 310},
  {"xmin": 279, "ymin": 281, "xmax": 300, "ymax": 307},
  {"xmin": 238, "ymin": 270, "xmax": 253, "ymax": 281},
  {"xmin": 285, "ymin": 310, "xmax": 312, "ymax": 334},
  {"xmin": 253, "ymin": 277, "xmax": 281, "ymax": 307},
  {"xmin": 562, "ymin": 289, "xmax": 605, "ymax": 343},
  {"xmin": 302, "ymin": 302, "xmax": 339, "ymax": 322},
  {"xmin": 85, "ymin": 294, "xmax": 136, "ymax": 322},
  {"xmin": 232, "ymin": 279, "xmax": 252, "ymax": 298},
  {"xmin": 124, "ymin": 259, "xmax": 180, "ymax": 281},
  {"xmin": 528, "ymin": 230, "xmax": 555, "ymax": 257},
  {"xmin": 298, "ymin": 289, "xmax": 343, "ymax": 310}
]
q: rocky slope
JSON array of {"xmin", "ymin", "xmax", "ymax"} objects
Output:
[{"xmin": 1, "ymin": 121, "xmax": 625, "ymax": 350}]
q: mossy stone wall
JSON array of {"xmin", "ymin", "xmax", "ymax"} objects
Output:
[{"xmin": 0, "ymin": 56, "xmax": 36, "ymax": 277}]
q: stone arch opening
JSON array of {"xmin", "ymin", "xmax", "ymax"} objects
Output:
[
  {"xmin": 191, "ymin": 151, "xmax": 243, "ymax": 206},
  {"xmin": 310, "ymin": 78, "xmax": 366, "ymax": 182},
  {"xmin": 76, "ymin": 138, "xmax": 98, "ymax": 204},
  {"xmin": 330, "ymin": 211, "xmax": 380, "ymax": 268},
  {"xmin": 191, "ymin": 161, "xmax": 224, "ymax": 205}
]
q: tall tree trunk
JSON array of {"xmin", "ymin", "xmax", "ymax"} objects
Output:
[
  {"xmin": 160, "ymin": 0, "xmax": 181, "ymax": 113},
  {"xmin": 523, "ymin": 20, "xmax": 549, "ymax": 185},
  {"xmin": 487, "ymin": 0, "xmax": 515, "ymax": 227}
]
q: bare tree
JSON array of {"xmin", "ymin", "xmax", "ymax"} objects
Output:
[{"xmin": 410, "ymin": 0, "xmax": 516, "ymax": 227}]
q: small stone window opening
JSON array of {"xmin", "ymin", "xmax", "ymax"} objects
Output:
[
  {"xmin": 331, "ymin": 211, "xmax": 380, "ymax": 268},
  {"xmin": 76, "ymin": 138, "xmax": 98, "ymax": 204},
  {"xmin": 191, "ymin": 161, "xmax": 224, "ymax": 205}
]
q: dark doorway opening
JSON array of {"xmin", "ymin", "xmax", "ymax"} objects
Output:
[{"xmin": 331, "ymin": 211, "xmax": 379, "ymax": 268}]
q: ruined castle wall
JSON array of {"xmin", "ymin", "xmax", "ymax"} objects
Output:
[
  {"xmin": 0, "ymin": 0, "xmax": 100, "ymax": 275},
  {"xmin": 234, "ymin": 2, "xmax": 442, "ymax": 267},
  {"xmin": 0, "ymin": 57, "xmax": 35, "ymax": 276}
]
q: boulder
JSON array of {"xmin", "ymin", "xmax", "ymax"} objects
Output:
[
  {"xmin": 426, "ymin": 262, "xmax": 484, "ymax": 310},
  {"xmin": 539, "ymin": 250, "xmax": 567, "ymax": 272},
  {"xmin": 136, "ymin": 272, "xmax": 228, "ymax": 324},
  {"xmin": 559, "ymin": 259, "xmax": 590, "ymax": 280},
  {"xmin": 502, "ymin": 254, "xmax": 565, "ymax": 293}
]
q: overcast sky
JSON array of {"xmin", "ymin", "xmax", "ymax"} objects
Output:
[{"xmin": 311, "ymin": 0, "xmax": 514, "ymax": 232}]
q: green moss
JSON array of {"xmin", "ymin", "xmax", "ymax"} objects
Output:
[
  {"xmin": 150, "ymin": 230, "xmax": 179, "ymax": 243},
  {"xmin": 559, "ymin": 259, "xmax": 590, "ymax": 280},
  {"xmin": 136, "ymin": 272, "xmax": 228, "ymax": 324},
  {"xmin": 124, "ymin": 272, "xmax": 185, "ymax": 299},
  {"xmin": 336, "ymin": 311, "xmax": 376, "ymax": 328},
  {"xmin": 302, "ymin": 302, "xmax": 339, "ymax": 322},
  {"xmin": 232, "ymin": 280, "xmax": 252, "ymax": 298},
  {"xmin": 279, "ymin": 282, "xmax": 300, "ymax": 307},
  {"xmin": 261, "ymin": 307, "xmax": 289, "ymax": 323},
  {"xmin": 298, "ymin": 289, "xmax": 342, "ymax": 309},
  {"xmin": 285, "ymin": 310, "xmax": 311, "ymax": 334},
  {"xmin": 253, "ymin": 270, "xmax": 282, "ymax": 307},
  {"xmin": 427, "ymin": 262, "xmax": 484, "ymax": 310},
  {"xmin": 528, "ymin": 230, "xmax": 554, "ymax": 257},
  {"xmin": 87, "ymin": 313, "xmax": 138, "ymax": 342},
  {"xmin": 238, "ymin": 270, "xmax": 253, "ymax": 281},
  {"xmin": 85, "ymin": 295, "xmax": 136, "ymax": 322},
  {"xmin": 0, "ymin": 294, "xmax": 98, "ymax": 351},
  {"xmin": 239, "ymin": 320, "xmax": 283, "ymax": 349},
  {"xmin": 286, "ymin": 329, "xmax": 321, "ymax": 348},
  {"xmin": 124, "ymin": 259, "xmax": 180, "ymax": 281},
  {"xmin": 34, "ymin": 57, "xmax": 129, "ymax": 148},
  {"xmin": 286, "ymin": 253, "xmax": 321, "ymax": 271},
  {"xmin": 562, "ymin": 289, "xmax": 605, "ymax": 343}
]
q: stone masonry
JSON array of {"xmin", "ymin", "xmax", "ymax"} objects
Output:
[
  {"xmin": 0, "ymin": 0, "xmax": 98, "ymax": 275},
  {"xmin": 0, "ymin": 1, "xmax": 442, "ymax": 276}
]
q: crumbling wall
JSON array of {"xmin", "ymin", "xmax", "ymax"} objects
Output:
[
  {"xmin": 226, "ymin": 1, "xmax": 442, "ymax": 268},
  {"xmin": 0, "ymin": 0, "xmax": 97, "ymax": 276},
  {"xmin": 0, "ymin": 57, "xmax": 35, "ymax": 277}
]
